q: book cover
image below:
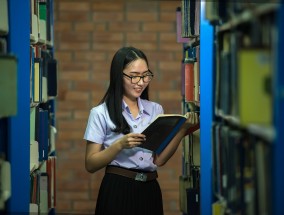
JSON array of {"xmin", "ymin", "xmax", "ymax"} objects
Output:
[
  {"xmin": 33, "ymin": 57, "xmax": 43, "ymax": 103},
  {"xmin": 0, "ymin": 0, "xmax": 9, "ymax": 35},
  {"xmin": 176, "ymin": 7, "xmax": 190, "ymax": 43},
  {"xmin": 238, "ymin": 49, "xmax": 272, "ymax": 126},
  {"xmin": 0, "ymin": 55, "xmax": 18, "ymax": 118},
  {"xmin": 47, "ymin": 58, "xmax": 58, "ymax": 97},
  {"xmin": 139, "ymin": 114, "xmax": 188, "ymax": 154}
]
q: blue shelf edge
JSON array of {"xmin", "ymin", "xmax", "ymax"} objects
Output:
[
  {"xmin": 7, "ymin": 0, "xmax": 30, "ymax": 213},
  {"xmin": 200, "ymin": 2, "xmax": 214, "ymax": 215}
]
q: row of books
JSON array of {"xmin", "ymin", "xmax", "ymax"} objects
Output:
[
  {"xmin": 215, "ymin": 21, "xmax": 274, "ymax": 127},
  {"xmin": 30, "ymin": 102, "xmax": 57, "ymax": 171},
  {"xmin": 30, "ymin": 46, "xmax": 58, "ymax": 107},
  {"xmin": 176, "ymin": 1, "xmax": 201, "ymax": 214},
  {"xmin": 176, "ymin": 0, "xmax": 200, "ymax": 106},
  {"xmin": 179, "ymin": 128, "xmax": 201, "ymax": 215},
  {"xmin": 205, "ymin": 1, "xmax": 279, "ymax": 25},
  {"xmin": 209, "ymin": 2, "xmax": 280, "ymax": 215},
  {"xmin": 30, "ymin": 156, "xmax": 56, "ymax": 214},
  {"xmin": 30, "ymin": 0, "xmax": 54, "ymax": 46},
  {"xmin": 29, "ymin": 1, "xmax": 57, "ymax": 214},
  {"xmin": 212, "ymin": 122, "xmax": 272, "ymax": 215}
]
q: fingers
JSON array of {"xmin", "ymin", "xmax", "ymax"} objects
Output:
[
  {"xmin": 187, "ymin": 112, "xmax": 199, "ymax": 124},
  {"xmin": 125, "ymin": 133, "xmax": 146, "ymax": 148}
]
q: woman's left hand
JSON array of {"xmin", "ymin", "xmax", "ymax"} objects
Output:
[{"xmin": 184, "ymin": 112, "xmax": 199, "ymax": 129}]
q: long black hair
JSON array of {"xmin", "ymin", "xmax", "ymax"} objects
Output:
[{"xmin": 99, "ymin": 46, "xmax": 150, "ymax": 134}]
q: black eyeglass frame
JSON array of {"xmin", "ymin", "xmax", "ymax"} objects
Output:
[{"xmin": 123, "ymin": 70, "xmax": 154, "ymax": 84}]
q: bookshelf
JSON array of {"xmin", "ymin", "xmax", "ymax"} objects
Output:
[
  {"xmin": 0, "ymin": 0, "xmax": 57, "ymax": 213},
  {"xmin": 177, "ymin": 1, "xmax": 201, "ymax": 215},
  {"xmin": 201, "ymin": 1, "xmax": 284, "ymax": 215}
]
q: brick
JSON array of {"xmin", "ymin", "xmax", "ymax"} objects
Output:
[
  {"xmin": 57, "ymin": 180, "xmax": 89, "ymax": 191},
  {"xmin": 73, "ymin": 81, "xmax": 97, "ymax": 91},
  {"xmin": 92, "ymin": 12, "xmax": 123, "ymax": 22},
  {"xmin": 92, "ymin": 32, "xmax": 124, "ymax": 42},
  {"xmin": 57, "ymin": 100, "xmax": 90, "ymax": 111},
  {"xmin": 74, "ymin": 111, "xmax": 90, "ymax": 120},
  {"xmin": 54, "ymin": 51, "xmax": 72, "ymax": 61},
  {"xmin": 60, "ymin": 72, "xmax": 89, "ymax": 81},
  {"xmin": 58, "ymin": 130, "xmax": 85, "ymax": 141},
  {"xmin": 94, "ymin": 23, "xmax": 107, "ymax": 32},
  {"xmin": 59, "ymin": 12, "xmax": 90, "ymax": 22},
  {"xmin": 160, "ymin": 43, "xmax": 182, "ymax": 52},
  {"xmin": 60, "ymin": 61, "xmax": 91, "ymax": 71},
  {"xmin": 57, "ymin": 119, "xmax": 86, "ymax": 131},
  {"xmin": 160, "ymin": 32, "xmax": 177, "ymax": 42},
  {"xmin": 160, "ymin": 2, "xmax": 181, "ymax": 11},
  {"xmin": 159, "ymin": 61, "xmax": 181, "ymax": 71},
  {"xmin": 92, "ymin": 42, "xmax": 123, "ymax": 51},
  {"xmin": 109, "ymin": 22, "xmax": 140, "ymax": 32},
  {"xmin": 59, "ymin": 2, "xmax": 90, "ymax": 12},
  {"xmin": 74, "ymin": 22, "xmax": 95, "ymax": 31},
  {"xmin": 74, "ymin": 51, "xmax": 107, "ymax": 61},
  {"xmin": 126, "ymin": 32, "xmax": 157, "ymax": 42},
  {"xmin": 55, "ymin": 200, "xmax": 72, "ymax": 211},
  {"xmin": 125, "ymin": 42, "xmax": 158, "ymax": 51},
  {"xmin": 143, "ymin": 22, "xmax": 175, "ymax": 32},
  {"xmin": 127, "ymin": 12, "xmax": 158, "ymax": 22},
  {"xmin": 59, "ymin": 42, "xmax": 90, "ymax": 51},
  {"xmin": 54, "ymin": 22, "xmax": 73, "ymax": 31},
  {"xmin": 57, "ymin": 191, "xmax": 89, "ymax": 200},
  {"xmin": 92, "ymin": 2, "xmax": 124, "ymax": 11},
  {"xmin": 60, "ymin": 31, "xmax": 91, "ymax": 43},
  {"xmin": 126, "ymin": 2, "xmax": 158, "ymax": 12},
  {"xmin": 160, "ymin": 12, "xmax": 177, "ymax": 22},
  {"xmin": 73, "ymin": 200, "xmax": 96, "ymax": 212}
]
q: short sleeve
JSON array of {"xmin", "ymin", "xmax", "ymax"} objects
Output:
[{"xmin": 83, "ymin": 106, "xmax": 107, "ymax": 144}]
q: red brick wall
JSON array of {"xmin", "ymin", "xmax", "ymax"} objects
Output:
[{"xmin": 54, "ymin": 1, "xmax": 184, "ymax": 214}]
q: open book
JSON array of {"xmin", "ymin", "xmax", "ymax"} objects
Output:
[{"xmin": 138, "ymin": 113, "xmax": 192, "ymax": 154}]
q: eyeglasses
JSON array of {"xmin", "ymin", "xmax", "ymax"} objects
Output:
[{"xmin": 123, "ymin": 71, "xmax": 154, "ymax": 84}]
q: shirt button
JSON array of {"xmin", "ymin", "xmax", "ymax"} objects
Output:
[
  {"xmin": 133, "ymin": 125, "xmax": 137, "ymax": 128},
  {"xmin": 139, "ymin": 157, "xmax": 143, "ymax": 161}
]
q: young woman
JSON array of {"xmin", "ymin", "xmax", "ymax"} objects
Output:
[{"xmin": 84, "ymin": 46, "xmax": 199, "ymax": 215}]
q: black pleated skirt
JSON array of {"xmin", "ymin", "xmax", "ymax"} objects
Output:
[{"xmin": 94, "ymin": 169, "xmax": 164, "ymax": 215}]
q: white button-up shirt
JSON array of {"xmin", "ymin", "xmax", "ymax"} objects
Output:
[{"xmin": 83, "ymin": 97, "xmax": 164, "ymax": 171}]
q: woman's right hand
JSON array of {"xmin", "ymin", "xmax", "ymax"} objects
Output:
[{"xmin": 117, "ymin": 133, "xmax": 146, "ymax": 149}]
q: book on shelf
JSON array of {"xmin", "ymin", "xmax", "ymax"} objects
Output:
[
  {"xmin": 181, "ymin": 0, "xmax": 196, "ymax": 37},
  {"xmin": 176, "ymin": 7, "xmax": 190, "ymax": 43},
  {"xmin": 0, "ymin": 55, "xmax": 18, "ymax": 118},
  {"xmin": 238, "ymin": 48, "xmax": 272, "ymax": 126},
  {"xmin": 0, "ymin": 0, "xmax": 9, "ymax": 35},
  {"xmin": 184, "ymin": 48, "xmax": 196, "ymax": 103},
  {"xmin": 47, "ymin": 58, "xmax": 58, "ymax": 97},
  {"xmin": 39, "ymin": 172, "xmax": 49, "ymax": 214},
  {"xmin": 47, "ymin": 156, "xmax": 56, "ymax": 208},
  {"xmin": 138, "ymin": 113, "xmax": 197, "ymax": 154},
  {"xmin": 0, "ymin": 158, "xmax": 11, "ymax": 210},
  {"xmin": 33, "ymin": 57, "xmax": 43, "ymax": 104},
  {"xmin": 35, "ymin": 108, "xmax": 49, "ymax": 161}
]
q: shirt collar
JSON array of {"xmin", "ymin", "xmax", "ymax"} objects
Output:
[{"xmin": 122, "ymin": 97, "xmax": 151, "ymax": 116}]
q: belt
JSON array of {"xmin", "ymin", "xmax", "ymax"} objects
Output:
[{"xmin": 105, "ymin": 166, "xmax": 158, "ymax": 182}]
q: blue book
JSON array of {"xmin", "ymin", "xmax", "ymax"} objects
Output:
[
  {"xmin": 36, "ymin": 108, "xmax": 49, "ymax": 161},
  {"xmin": 140, "ymin": 114, "xmax": 189, "ymax": 154}
]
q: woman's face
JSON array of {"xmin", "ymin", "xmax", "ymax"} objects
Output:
[{"xmin": 122, "ymin": 58, "xmax": 150, "ymax": 101}]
